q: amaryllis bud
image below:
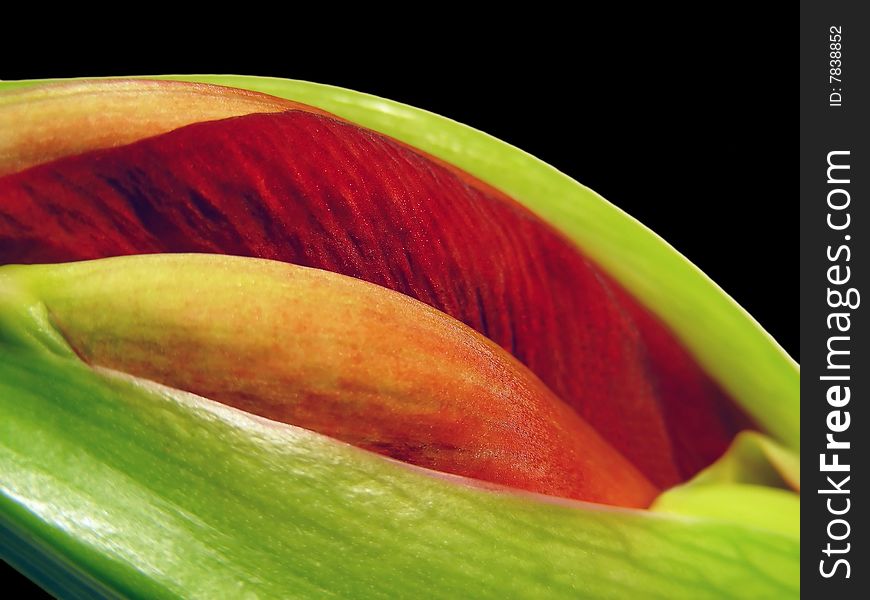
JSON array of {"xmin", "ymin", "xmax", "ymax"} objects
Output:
[
  {"xmin": 1, "ymin": 80, "xmax": 751, "ymax": 487},
  {"xmin": 0, "ymin": 76, "xmax": 799, "ymax": 598}
]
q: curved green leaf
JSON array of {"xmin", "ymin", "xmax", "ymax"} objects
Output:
[
  {"xmin": 652, "ymin": 484, "xmax": 799, "ymax": 540},
  {"xmin": 0, "ymin": 259, "xmax": 797, "ymax": 598}
]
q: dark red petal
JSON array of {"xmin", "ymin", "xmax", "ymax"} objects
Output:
[{"xmin": 0, "ymin": 110, "xmax": 751, "ymax": 486}]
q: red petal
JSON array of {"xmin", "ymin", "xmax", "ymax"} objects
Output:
[{"xmin": 0, "ymin": 110, "xmax": 751, "ymax": 487}]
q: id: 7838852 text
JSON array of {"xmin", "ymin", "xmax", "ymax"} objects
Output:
[{"xmin": 829, "ymin": 25, "xmax": 843, "ymax": 107}]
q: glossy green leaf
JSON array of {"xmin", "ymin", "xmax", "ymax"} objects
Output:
[
  {"xmin": 652, "ymin": 484, "xmax": 799, "ymax": 540},
  {"xmin": 0, "ymin": 257, "xmax": 797, "ymax": 598}
]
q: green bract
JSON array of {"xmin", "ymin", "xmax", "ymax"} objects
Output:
[{"xmin": 0, "ymin": 77, "xmax": 799, "ymax": 598}]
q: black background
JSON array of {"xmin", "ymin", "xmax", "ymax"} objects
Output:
[{"xmin": 1, "ymin": 17, "xmax": 794, "ymax": 597}]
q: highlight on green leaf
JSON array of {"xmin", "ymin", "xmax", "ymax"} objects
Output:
[{"xmin": 0, "ymin": 77, "xmax": 799, "ymax": 598}]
